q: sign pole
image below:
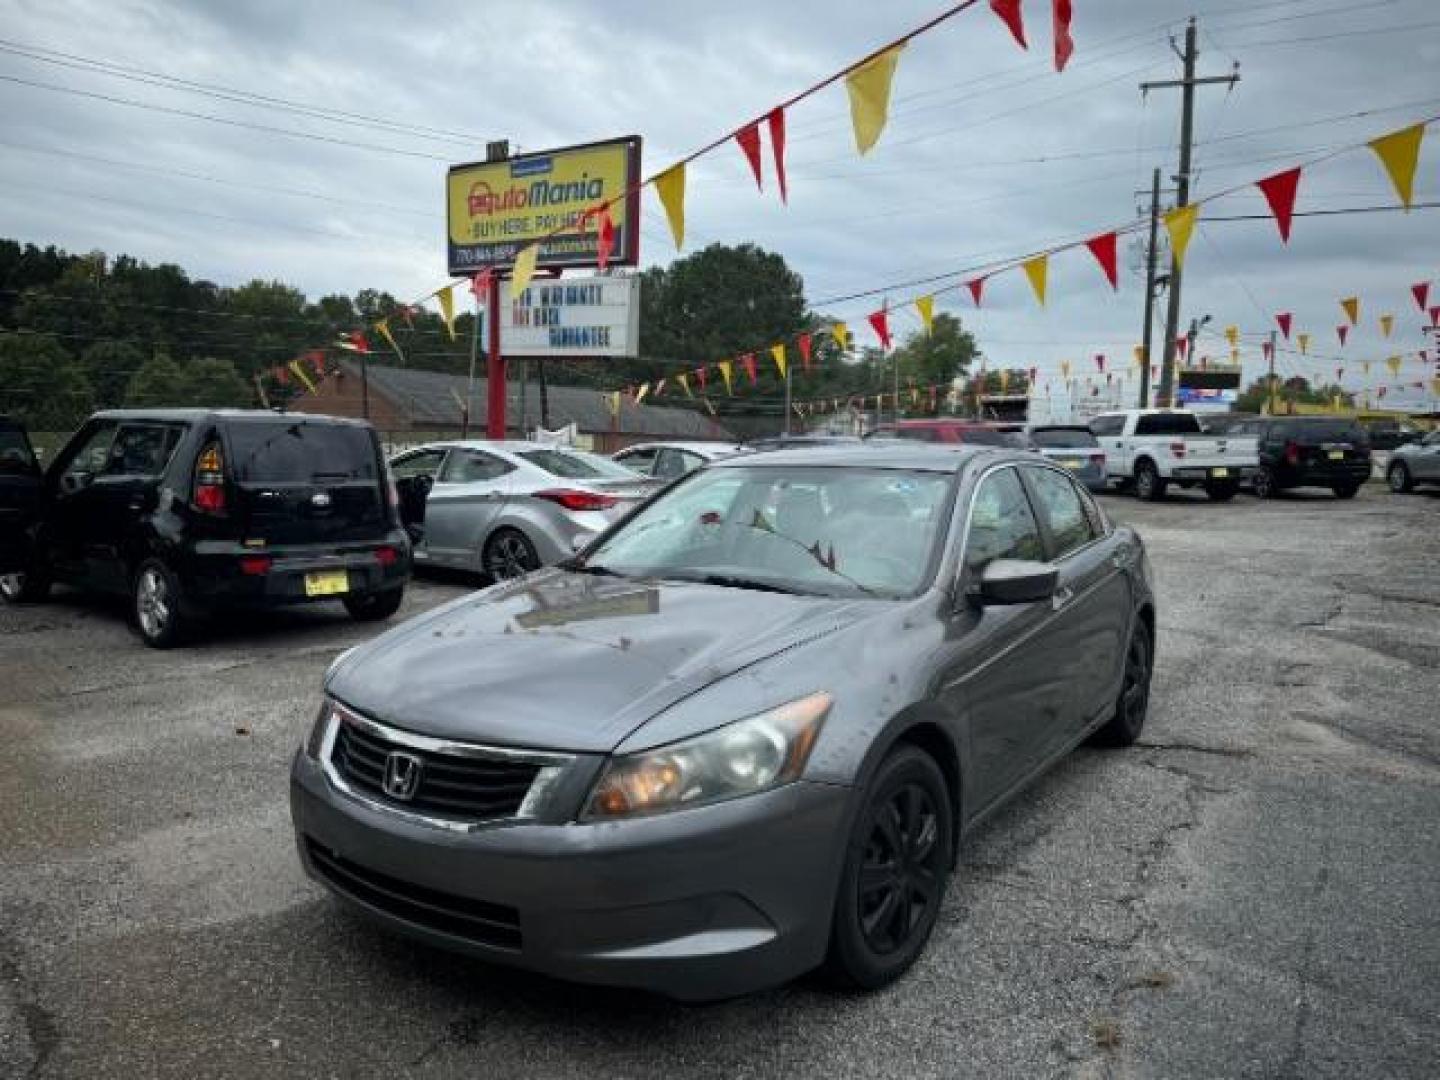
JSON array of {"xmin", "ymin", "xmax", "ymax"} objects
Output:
[
  {"xmin": 486, "ymin": 272, "xmax": 506, "ymax": 439},
  {"xmin": 783, "ymin": 360, "xmax": 792, "ymax": 434},
  {"xmin": 463, "ymin": 291, "xmax": 481, "ymax": 438}
]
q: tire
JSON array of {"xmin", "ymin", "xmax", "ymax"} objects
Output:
[
  {"xmin": 343, "ymin": 587, "xmax": 404, "ymax": 622},
  {"xmin": 0, "ymin": 566, "xmax": 50, "ymax": 604},
  {"xmin": 826, "ymin": 744, "xmax": 953, "ymax": 991},
  {"xmin": 482, "ymin": 528, "xmax": 540, "ymax": 581},
  {"xmin": 1387, "ymin": 462, "xmax": 1414, "ymax": 493},
  {"xmin": 131, "ymin": 558, "xmax": 190, "ymax": 649},
  {"xmin": 1090, "ymin": 622, "xmax": 1153, "ymax": 748},
  {"xmin": 1331, "ymin": 482, "xmax": 1361, "ymax": 500},
  {"xmin": 1252, "ymin": 465, "xmax": 1280, "ymax": 500},
  {"xmin": 1134, "ymin": 461, "xmax": 1167, "ymax": 502},
  {"xmin": 1204, "ymin": 481, "xmax": 1238, "ymax": 502}
]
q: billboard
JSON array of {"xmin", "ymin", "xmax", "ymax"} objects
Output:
[
  {"xmin": 447, "ymin": 137, "xmax": 642, "ymax": 275},
  {"xmin": 499, "ymin": 274, "xmax": 641, "ymax": 358}
]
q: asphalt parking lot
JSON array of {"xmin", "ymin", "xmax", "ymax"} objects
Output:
[{"xmin": 2, "ymin": 484, "xmax": 1437, "ymax": 1079}]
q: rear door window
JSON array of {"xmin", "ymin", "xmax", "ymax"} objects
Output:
[
  {"xmin": 615, "ymin": 447, "xmax": 659, "ymax": 474},
  {"xmin": 438, "ymin": 450, "xmax": 514, "ymax": 483},
  {"xmin": 226, "ymin": 422, "xmax": 378, "ymax": 482},
  {"xmin": 516, "ymin": 448, "xmax": 609, "ymax": 479},
  {"xmin": 56, "ymin": 421, "xmax": 119, "ymax": 488},
  {"xmin": 101, "ymin": 423, "xmax": 184, "ymax": 478},
  {"xmin": 390, "ymin": 448, "xmax": 447, "ymax": 478}
]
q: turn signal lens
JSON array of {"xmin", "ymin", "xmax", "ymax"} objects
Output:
[{"xmin": 584, "ymin": 692, "xmax": 832, "ymax": 820}]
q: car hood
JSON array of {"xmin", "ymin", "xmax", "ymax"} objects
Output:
[{"xmin": 326, "ymin": 568, "xmax": 875, "ymax": 753}]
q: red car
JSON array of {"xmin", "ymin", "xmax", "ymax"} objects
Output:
[{"xmin": 868, "ymin": 420, "xmax": 1028, "ymax": 447}]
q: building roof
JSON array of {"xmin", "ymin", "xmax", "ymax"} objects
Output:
[{"xmin": 334, "ymin": 359, "xmax": 733, "ymax": 440}]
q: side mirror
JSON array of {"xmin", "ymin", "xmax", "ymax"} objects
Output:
[{"xmin": 977, "ymin": 559, "xmax": 1058, "ymax": 605}]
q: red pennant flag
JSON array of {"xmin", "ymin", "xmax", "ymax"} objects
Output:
[
  {"xmin": 740, "ymin": 353, "xmax": 757, "ymax": 385},
  {"xmin": 1175, "ymin": 336, "xmax": 1188, "ymax": 359},
  {"xmin": 1150, "ymin": 364, "xmax": 1158, "ymax": 379},
  {"xmin": 990, "ymin": 0, "xmax": 1027, "ymax": 48},
  {"xmin": 695, "ymin": 366, "xmax": 708, "ymax": 391},
  {"xmin": 735, "ymin": 122, "xmax": 763, "ymax": 192},
  {"xmin": 350, "ymin": 332, "xmax": 370, "ymax": 354},
  {"xmin": 1095, "ymin": 354, "xmax": 1105, "ymax": 373},
  {"xmin": 1027, "ymin": 366, "xmax": 1037, "ymax": 384},
  {"xmin": 307, "ymin": 349, "xmax": 327, "ymax": 375},
  {"xmin": 1275, "ymin": 312, "xmax": 1292, "ymax": 340},
  {"xmin": 596, "ymin": 206, "xmax": 615, "ymax": 271},
  {"xmin": 1084, "ymin": 231, "xmax": 1118, "ymax": 290},
  {"xmin": 275, "ymin": 365, "xmax": 290, "ymax": 386},
  {"xmin": 868, "ymin": 309, "xmax": 892, "ymax": 349},
  {"xmin": 1378, "ymin": 386, "xmax": 1388, "ymax": 399},
  {"xmin": 1262, "ymin": 341, "xmax": 1273, "ymax": 361},
  {"xmin": 468, "ymin": 267, "xmax": 494, "ymax": 301},
  {"xmin": 1053, "ymin": 0, "xmax": 1074, "ymax": 71},
  {"xmin": 767, "ymin": 108, "xmax": 788, "ymax": 204},
  {"xmin": 1412, "ymin": 282, "xmax": 1430, "ymax": 313},
  {"xmin": 1256, "ymin": 167, "xmax": 1302, "ymax": 243},
  {"xmin": 966, "ymin": 277, "xmax": 985, "ymax": 307},
  {"xmin": 1430, "ymin": 305, "xmax": 1440, "ymax": 328},
  {"xmin": 1337, "ymin": 325, "xmax": 1349, "ymax": 347},
  {"xmin": 797, "ymin": 332, "xmax": 813, "ymax": 371}
]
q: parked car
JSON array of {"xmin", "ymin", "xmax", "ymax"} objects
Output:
[
  {"xmin": 1021, "ymin": 424, "xmax": 1107, "ymax": 491},
  {"xmin": 1386, "ymin": 429, "xmax": 1440, "ymax": 492},
  {"xmin": 746, "ymin": 434, "xmax": 863, "ymax": 451},
  {"xmin": 0, "ymin": 410, "xmax": 410, "ymax": 646},
  {"xmin": 291, "ymin": 442, "xmax": 1156, "ymax": 1000},
  {"xmin": 390, "ymin": 441, "xmax": 659, "ymax": 580},
  {"xmin": 1363, "ymin": 419, "xmax": 1424, "ymax": 452},
  {"xmin": 1228, "ymin": 416, "xmax": 1373, "ymax": 499},
  {"xmin": 867, "ymin": 419, "xmax": 1027, "ymax": 447},
  {"xmin": 612, "ymin": 440, "xmax": 745, "ymax": 479},
  {"xmin": 1089, "ymin": 409, "xmax": 1259, "ymax": 501}
]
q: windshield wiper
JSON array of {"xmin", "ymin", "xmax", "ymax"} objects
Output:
[
  {"xmin": 669, "ymin": 572, "xmax": 806, "ymax": 595},
  {"xmin": 561, "ymin": 560, "xmax": 626, "ymax": 577}
]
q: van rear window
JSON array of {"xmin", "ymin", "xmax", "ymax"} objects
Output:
[
  {"xmin": 1277, "ymin": 419, "xmax": 1369, "ymax": 444},
  {"xmin": 226, "ymin": 422, "xmax": 378, "ymax": 482}
]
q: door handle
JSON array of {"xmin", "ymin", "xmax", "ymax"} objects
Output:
[
  {"xmin": 1052, "ymin": 586, "xmax": 1075, "ymax": 611},
  {"xmin": 128, "ymin": 498, "xmax": 145, "ymax": 511}
]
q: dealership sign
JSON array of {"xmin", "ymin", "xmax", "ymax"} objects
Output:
[
  {"xmin": 446, "ymin": 137, "xmax": 642, "ymax": 275},
  {"xmin": 499, "ymin": 275, "xmax": 641, "ymax": 358}
]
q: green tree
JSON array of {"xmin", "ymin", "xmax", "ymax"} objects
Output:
[
  {"xmin": 1236, "ymin": 375, "xmax": 1354, "ymax": 413},
  {"xmin": 182, "ymin": 357, "xmax": 252, "ymax": 407},
  {"xmin": 892, "ymin": 313, "xmax": 981, "ymax": 414},
  {"xmin": 124, "ymin": 354, "xmax": 186, "ymax": 407},
  {"xmin": 0, "ymin": 333, "xmax": 92, "ymax": 430},
  {"xmin": 79, "ymin": 340, "xmax": 146, "ymax": 408}
]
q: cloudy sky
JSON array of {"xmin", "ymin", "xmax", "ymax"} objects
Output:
[{"xmin": 2, "ymin": 0, "xmax": 1437, "ymax": 410}]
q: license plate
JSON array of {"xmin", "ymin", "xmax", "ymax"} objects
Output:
[
  {"xmin": 1211, "ymin": 467, "xmax": 1229, "ymax": 478},
  {"xmin": 304, "ymin": 569, "xmax": 349, "ymax": 597},
  {"xmin": 1327, "ymin": 450, "xmax": 1344, "ymax": 460},
  {"xmin": 1060, "ymin": 458, "xmax": 1083, "ymax": 469}
]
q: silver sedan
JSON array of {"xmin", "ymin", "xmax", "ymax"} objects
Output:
[
  {"xmin": 1387, "ymin": 429, "xmax": 1440, "ymax": 492},
  {"xmin": 390, "ymin": 441, "xmax": 658, "ymax": 579}
]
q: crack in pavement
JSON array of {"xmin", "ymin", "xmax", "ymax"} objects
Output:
[{"xmin": 0, "ymin": 929, "xmax": 58, "ymax": 1080}]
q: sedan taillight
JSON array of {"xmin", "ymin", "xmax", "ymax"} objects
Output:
[{"xmin": 534, "ymin": 488, "xmax": 619, "ymax": 512}]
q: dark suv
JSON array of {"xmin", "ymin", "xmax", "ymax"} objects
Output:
[
  {"xmin": 0, "ymin": 410, "xmax": 411, "ymax": 646},
  {"xmin": 1235, "ymin": 416, "xmax": 1373, "ymax": 499}
]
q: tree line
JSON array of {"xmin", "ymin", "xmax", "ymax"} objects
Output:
[{"xmin": 0, "ymin": 237, "xmax": 987, "ymax": 434}]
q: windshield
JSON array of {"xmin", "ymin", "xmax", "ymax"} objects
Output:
[
  {"xmin": 1030, "ymin": 427, "xmax": 1099, "ymax": 448},
  {"xmin": 517, "ymin": 447, "xmax": 632, "ymax": 479},
  {"xmin": 226, "ymin": 422, "xmax": 378, "ymax": 482},
  {"xmin": 581, "ymin": 465, "xmax": 954, "ymax": 599}
]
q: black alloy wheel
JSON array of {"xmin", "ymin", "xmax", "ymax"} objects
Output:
[
  {"xmin": 1091, "ymin": 623, "xmax": 1152, "ymax": 747},
  {"xmin": 132, "ymin": 558, "xmax": 189, "ymax": 649},
  {"xmin": 483, "ymin": 528, "xmax": 540, "ymax": 581},
  {"xmin": 1252, "ymin": 465, "xmax": 1280, "ymax": 500},
  {"xmin": 1387, "ymin": 461, "xmax": 1413, "ymax": 493},
  {"xmin": 1134, "ymin": 461, "xmax": 1166, "ymax": 502},
  {"xmin": 827, "ymin": 745, "xmax": 952, "ymax": 990}
]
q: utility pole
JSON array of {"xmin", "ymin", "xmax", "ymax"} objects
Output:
[
  {"xmin": 537, "ymin": 358, "xmax": 550, "ymax": 431},
  {"xmin": 1266, "ymin": 328, "xmax": 1277, "ymax": 416},
  {"xmin": 1139, "ymin": 167, "xmax": 1162, "ymax": 408},
  {"xmin": 783, "ymin": 360, "xmax": 793, "ymax": 435},
  {"xmin": 1142, "ymin": 18, "xmax": 1239, "ymax": 408}
]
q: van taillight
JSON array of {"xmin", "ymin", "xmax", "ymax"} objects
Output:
[
  {"xmin": 194, "ymin": 441, "xmax": 227, "ymax": 513},
  {"xmin": 375, "ymin": 545, "xmax": 399, "ymax": 567},
  {"xmin": 1284, "ymin": 440, "xmax": 1300, "ymax": 465}
]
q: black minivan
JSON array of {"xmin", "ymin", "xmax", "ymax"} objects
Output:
[{"xmin": 0, "ymin": 410, "xmax": 410, "ymax": 646}]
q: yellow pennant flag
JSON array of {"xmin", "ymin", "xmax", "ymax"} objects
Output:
[
  {"xmin": 999, "ymin": 369, "xmax": 1010, "ymax": 393},
  {"xmin": 510, "ymin": 244, "xmax": 539, "ymax": 299},
  {"xmin": 1224, "ymin": 325, "xmax": 1239, "ymax": 347},
  {"xmin": 1060, "ymin": 359, "xmax": 1071, "ymax": 379},
  {"xmin": 653, "ymin": 164, "xmax": 686, "ymax": 249},
  {"xmin": 1380, "ymin": 314, "xmax": 1394, "ymax": 338},
  {"xmin": 676, "ymin": 372, "xmax": 691, "ymax": 398},
  {"xmin": 1369, "ymin": 124, "xmax": 1425, "ymax": 209},
  {"xmin": 1230, "ymin": 348, "xmax": 1240, "ymax": 365},
  {"xmin": 1297, "ymin": 332, "xmax": 1310, "ymax": 355},
  {"xmin": 1022, "ymin": 255, "xmax": 1048, "ymax": 306},
  {"xmin": 1133, "ymin": 345, "xmax": 1143, "ymax": 369},
  {"xmin": 845, "ymin": 45, "xmax": 905, "ymax": 155},
  {"xmin": 915, "ymin": 294, "xmax": 935, "ymax": 333},
  {"xmin": 1163, "ymin": 204, "xmax": 1199, "ymax": 269},
  {"xmin": 635, "ymin": 382, "xmax": 651, "ymax": 404},
  {"xmin": 1431, "ymin": 378, "xmax": 1440, "ymax": 398},
  {"xmin": 288, "ymin": 359, "xmax": 316, "ymax": 393},
  {"xmin": 717, "ymin": 360, "xmax": 734, "ymax": 395},
  {"xmin": 436, "ymin": 285, "xmax": 457, "ymax": 340},
  {"xmin": 606, "ymin": 391, "xmax": 621, "ymax": 418},
  {"xmin": 770, "ymin": 343, "xmax": 787, "ymax": 380},
  {"xmin": 1340, "ymin": 296, "xmax": 1360, "ymax": 325},
  {"xmin": 832, "ymin": 321, "xmax": 849, "ymax": 350},
  {"xmin": 375, "ymin": 318, "xmax": 402, "ymax": 361},
  {"xmin": 1386, "ymin": 355, "xmax": 1403, "ymax": 376}
]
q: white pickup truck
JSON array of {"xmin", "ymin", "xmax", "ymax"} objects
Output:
[{"xmin": 1089, "ymin": 409, "xmax": 1259, "ymax": 501}]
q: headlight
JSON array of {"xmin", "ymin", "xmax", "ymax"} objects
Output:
[{"xmin": 584, "ymin": 692, "xmax": 832, "ymax": 820}]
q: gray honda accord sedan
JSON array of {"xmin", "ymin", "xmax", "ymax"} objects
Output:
[{"xmin": 290, "ymin": 443, "xmax": 1155, "ymax": 1000}]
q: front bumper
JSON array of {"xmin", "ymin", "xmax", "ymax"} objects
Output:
[{"xmin": 290, "ymin": 751, "xmax": 851, "ymax": 1001}]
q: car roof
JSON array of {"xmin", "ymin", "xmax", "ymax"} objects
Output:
[
  {"xmin": 616, "ymin": 440, "xmax": 743, "ymax": 455},
  {"xmin": 709, "ymin": 441, "xmax": 1017, "ymax": 473},
  {"xmin": 89, "ymin": 408, "xmax": 373, "ymax": 428},
  {"xmin": 403, "ymin": 439, "xmax": 590, "ymax": 454}
]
